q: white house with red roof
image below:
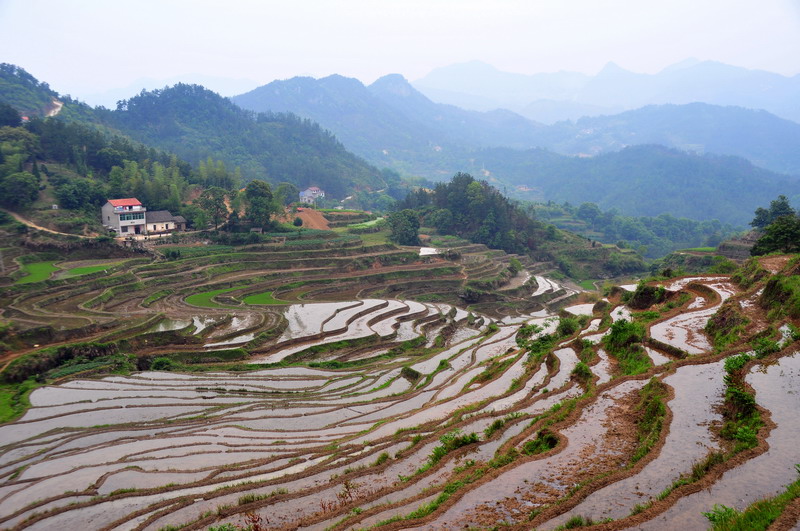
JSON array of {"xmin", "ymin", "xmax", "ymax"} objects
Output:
[
  {"xmin": 299, "ymin": 186, "xmax": 325, "ymax": 204},
  {"xmin": 101, "ymin": 198, "xmax": 147, "ymax": 235},
  {"xmin": 102, "ymin": 198, "xmax": 188, "ymax": 235}
]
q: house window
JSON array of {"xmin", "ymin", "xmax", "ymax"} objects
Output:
[{"xmin": 121, "ymin": 226, "xmax": 128, "ymax": 233}]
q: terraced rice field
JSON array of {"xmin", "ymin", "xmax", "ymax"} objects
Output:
[{"xmin": 1, "ymin": 238, "xmax": 798, "ymax": 530}]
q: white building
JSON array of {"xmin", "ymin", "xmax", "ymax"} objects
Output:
[
  {"xmin": 101, "ymin": 198, "xmax": 146, "ymax": 235},
  {"xmin": 102, "ymin": 199, "xmax": 186, "ymax": 235},
  {"xmin": 299, "ymin": 186, "xmax": 325, "ymax": 204}
]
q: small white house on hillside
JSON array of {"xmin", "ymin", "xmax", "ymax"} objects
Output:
[
  {"xmin": 102, "ymin": 198, "xmax": 186, "ymax": 235},
  {"xmin": 102, "ymin": 198, "xmax": 146, "ymax": 235},
  {"xmin": 299, "ymin": 186, "xmax": 325, "ymax": 204}
]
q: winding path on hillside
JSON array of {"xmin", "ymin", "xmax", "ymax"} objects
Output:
[{"xmin": 0, "ymin": 208, "xmax": 94, "ymax": 239}]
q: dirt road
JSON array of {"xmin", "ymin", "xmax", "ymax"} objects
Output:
[{"xmin": 1, "ymin": 208, "xmax": 93, "ymax": 239}]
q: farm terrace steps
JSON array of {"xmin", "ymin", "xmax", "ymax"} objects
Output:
[{"xmin": 3, "ymin": 259, "xmax": 798, "ymax": 530}]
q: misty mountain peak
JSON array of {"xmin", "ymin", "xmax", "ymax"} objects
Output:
[
  {"xmin": 597, "ymin": 61, "xmax": 633, "ymax": 76},
  {"xmin": 370, "ymin": 74, "xmax": 415, "ymax": 97}
]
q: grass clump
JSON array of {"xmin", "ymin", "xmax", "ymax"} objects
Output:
[
  {"xmin": 371, "ymin": 452, "xmax": 389, "ymax": 466},
  {"xmin": 571, "ymin": 361, "xmax": 592, "ymax": 382},
  {"xmin": 522, "ymin": 429, "xmax": 559, "ymax": 455},
  {"xmin": 705, "ymin": 301, "xmax": 750, "ymax": 352},
  {"xmin": 483, "ymin": 418, "xmax": 505, "ymax": 439},
  {"xmin": 0, "ymin": 379, "xmax": 39, "ymax": 424},
  {"xmin": 557, "ymin": 515, "xmax": 599, "ymax": 529},
  {"xmin": 721, "ymin": 351, "xmax": 763, "ymax": 453},
  {"xmin": 471, "ymin": 356, "xmax": 514, "ymax": 385},
  {"xmin": 703, "ymin": 465, "xmax": 800, "ymax": 530},
  {"xmin": 631, "ymin": 378, "xmax": 668, "ymax": 463},
  {"xmin": 602, "ymin": 319, "xmax": 651, "ymax": 375},
  {"xmin": 557, "ymin": 316, "xmax": 580, "ymax": 337},
  {"xmin": 415, "ymin": 429, "xmax": 479, "ymax": 475}
]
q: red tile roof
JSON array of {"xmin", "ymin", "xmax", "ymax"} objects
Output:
[{"xmin": 108, "ymin": 198, "xmax": 142, "ymax": 207}]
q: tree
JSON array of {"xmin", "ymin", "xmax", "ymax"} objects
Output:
[
  {"xmin": 275, "ymin": 182, "xmax": 299, "ymax": 206},
  {"xmin": 0, "ymin": 171, "xmax": 39, "ymax": 208},
  {"xmin": 181, "ymin": 204, "xmax": 208, "ymax": 230},
  {"xmin": 577, "ymin": 202, "xmax": 601, "ymax": 227},
  {"xmin": 387, "ymin": 209, "xmax": 420, "ymax": 246},
  {"xmin": 244, "ymin": 179, "xmax": 279, "ymax": 228},
  {"xmin": 293, "ymin": 216, "xmax": 303, "ymax": 227},
  {"xmin": 198, "ymin": 187, "xmax": 227, "ymax": 229},
  {"xmin": 0, "ymin": 102, "xmax": 20, "ymax": 127},
  {"xmin": 751, "ymin": 215, "xmax": 800, "ymax": 255},
  {"xmin": 750, "ymin": 195, "xmax": 795, "ymax": 230}
]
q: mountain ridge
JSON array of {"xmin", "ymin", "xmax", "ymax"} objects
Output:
[{"xmin": 414, "ymin": 59, "xmax": 800, "ymax": 123}]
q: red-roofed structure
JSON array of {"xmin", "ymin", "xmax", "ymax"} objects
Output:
[
  {"xmin": 102, "ymin": 198, "xmax": 187, "ymax": 236},
  {"xmin": 102, "ymin": 198, "xmax": 146, "ymax": 234},
  {"xmin": 108, "ymin": 198, "xmax": 142, "ymax": 207}
]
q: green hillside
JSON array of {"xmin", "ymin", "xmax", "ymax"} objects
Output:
[{"xmin": 95, "ymin": 84, "xmax": 387, "ymax": 197}]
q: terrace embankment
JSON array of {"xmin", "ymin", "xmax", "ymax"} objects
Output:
[{"xmin": 1, "ymin": 227, "xmax": 798, "ymax": 530}]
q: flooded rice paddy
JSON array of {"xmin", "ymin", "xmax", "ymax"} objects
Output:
[{"xmin": 0, "ymin": 275, "xmax": 798, "ymax": 530}]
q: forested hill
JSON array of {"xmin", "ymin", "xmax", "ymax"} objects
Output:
[
  {"xmin": 0, "ymin": 63, "xmax": 60, "ymax": 117},
  {"xmin": 0, "ymin": 65, "xmax": 388, "ymax": 197},
  {"xmin": 94, "ymin": 84, "xmax": 387, "ymax": 197},
  {"xmin": 400, "ymin": 173, "xmax": 647, "ymax": 278},
  {"xmin": 476, "ymin": 145, "xmax": 800, "ymax": 226}
]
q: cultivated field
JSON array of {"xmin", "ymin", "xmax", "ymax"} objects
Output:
[{"xmin": 0, "ymin": 230, "xmax": 798, "ymax": 530}]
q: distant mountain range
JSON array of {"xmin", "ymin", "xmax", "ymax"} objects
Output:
[
  {"xmin": 233, "ymin": 73, "xmax": 800, "ymax": 225},
  {"xmin": 414, "ymin": 59, "xmax": 800, "ymax": 124},
  {"xmin": 233, "ymin": 72, "xmax": 800, "ymax": 177},
  {"xmin": 3, "ymin": 61, "xmax": 800, "ymax": 226}
]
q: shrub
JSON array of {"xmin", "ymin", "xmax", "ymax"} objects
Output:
[
  {"xmin": 557, "ymin": 317, "xmax": 579, "ymax": 337},
  {"xmin": 150, "ymin": 357, "xmax": 177, "ymax": 371},
  {"xmin": 571, "ymin": 361, "xmax": 592, "ymax": 381},
  {"xmin": 522, "ymin": 429, "xmax": 559, "ymax": 455}
]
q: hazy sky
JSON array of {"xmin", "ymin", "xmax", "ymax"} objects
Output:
[{"xmin": 2, "ymin": 0, "xmax": 799, "ymax": 101}]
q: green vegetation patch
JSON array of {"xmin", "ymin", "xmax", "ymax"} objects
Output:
[
  {"xmin": 185, "ymin": 287, "xmax": 240, "ymax": 308},
  {"xmin": 242, "ymin": 291, "xmax": 285, "ymax": 305},
  {"xmin": 680, "ymin": 246, "xmax": 717, "ymax": 253},
  {"xmin": 0, "ymin": 380, "xmax": 39, "ymax": 424},
  {"xmin": 62, "ymin": 262, "xmax": 120, "ymax": 277},
  {"xmin": 704, "ymin": 466, "xmax": 800, "ymax": 530},
  {"xmin": 15, "ymin": 261, "xmax": 59, "ymax": 284},
  {"xmin": 705, "ymin": 301, "xmax": 750, "ymax": 352},
  {"xmin": 602, "ymin": 319, "xmax": 651, "ymax": 375},
  {"xmin": 759, "ymin": 274, "xmax": 800, "ymax": 319},
  {"xmin": 631, "ymin": 378, "xmax": 669, "ymax": 463}
]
